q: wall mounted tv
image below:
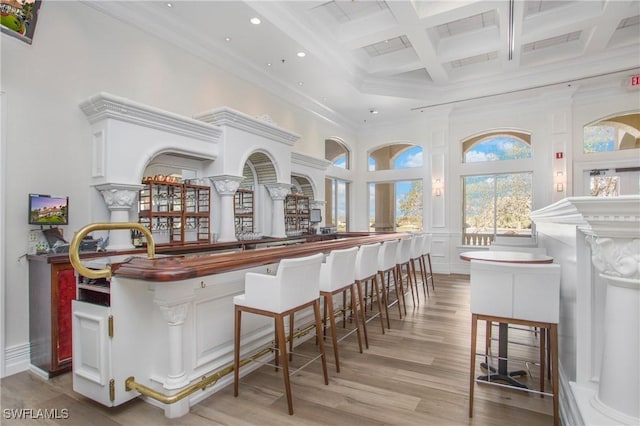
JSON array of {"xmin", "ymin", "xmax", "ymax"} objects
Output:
[{"xmin": 28, "ymin": 194, "xmax": 69, "ymax": 226}]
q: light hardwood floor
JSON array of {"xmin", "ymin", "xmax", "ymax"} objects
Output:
[{"xmin": 1, "ymin": 274, "xmax": 554, "ymax": 425}]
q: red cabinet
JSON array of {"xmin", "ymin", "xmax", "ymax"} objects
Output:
[{"xmin": 28, "ymin": 257, "xmax": 76, "ymax": 376}]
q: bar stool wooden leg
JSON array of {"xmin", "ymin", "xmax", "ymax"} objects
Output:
[
  {"xmin": 427, "ymin": 253, "xmax": 435, "ymax": 292},
  {"xmin": 313, "ymin": 300, "xmax": 330, "ymax": 385},
  {"xmin": 372, "ymin": 275, "xmax": 386, "ymax": 334},
  {"xmin": 288, "ymin": 313, "xmax": 294, "ymax": 362},
  {"xmin": 275, "ymin": 314, "xmax": 294, "ymax": 415},
  {"xmin": 350, "ymin": 284, "xmax": 364, "ymax": 354},
  {"xmin": 378, "ymin": 272, "xmax": 392, "ymax": 329},
  {"xmin": 394, "ymin": 266, "xmax": 407, "ymax": 316},
  {"xmin": 324, "ymin": 292, "xmax": 341, "ymax": 372},
  {"xmin": 418, "ymin": 255, "xmax": 430, "ymax": 297},
  {"xmin": 540, "ymin": 326, "xmax": 546, "ymax": 397},
  {"xmin": 355, "ymin": 279, "xmax": 369, "ymax": 349},
  {"xmin": 469, "ymin": 313, "xmax": 478, "ymax": 418},
  {"xmin": 233, "ymin": 306, "xmax": 242, "ymax": 397}
]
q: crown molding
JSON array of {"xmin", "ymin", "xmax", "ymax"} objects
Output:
[
  {"xmin": 195, "ymin": 107, "xmax": 300, "ymax": 146},
  {"xmin": 291, "ymin": 152, "xmax": 331, "ymax": 171},
  {"xmin": 80, "ymin": 92, "xmax": 221, "ymax": 143}
]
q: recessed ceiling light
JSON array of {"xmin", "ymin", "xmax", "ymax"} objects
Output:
[
  {"xmin": 250, "ymin": 17, "xmax": 261, "ymax": 25},
  {"xmin": 297, "ymin": 51, "xmax": 306, "ymax": 58},
  {"xmin": 225, "ymin": 37, "xmax": 231, "ymax": 42},
  {"xmin": 298, "ymin": 81, "xmax": 304, "ymax": 86},
  {"xmin": 166, "ymin": 3, "xmax": 173, "ymax": 7},
  {"xmin": 370, "ymin": 109, "xmax": 379, "ymax": 114},
  {"xmin": 267, "ymin": 62, "xmax": 272, "ymax": 67}
]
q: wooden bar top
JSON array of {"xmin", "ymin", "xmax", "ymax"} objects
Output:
[{"xmin": 110, "ymin": 232, "xmax": 408, "ymax": 282}]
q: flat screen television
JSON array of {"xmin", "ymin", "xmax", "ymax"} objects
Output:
[{"xmin": 28, "ymin": 193, "xmax": 69, "ymax": 225}]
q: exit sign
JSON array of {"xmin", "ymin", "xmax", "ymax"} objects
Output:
[{"xmin": 631, "ymin": 75, "xmax": 640, "ymax": 87}]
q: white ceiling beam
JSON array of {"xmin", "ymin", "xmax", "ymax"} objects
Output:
[
  {"xmin": 386, "ymin": 1, "xmax": 449, "ymax": 84},
  {"xmin": 583, "ymin": 0, "xmax": 638, "ymax": 54}
]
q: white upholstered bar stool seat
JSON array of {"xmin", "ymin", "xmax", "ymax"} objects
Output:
[
  {"xmin": 319, "ymin": 246, "xmax": 362, "ymax": 373},
  {"xmin": 354, "ymin": 243, "xmax": 384, "ymax": 348},
  {"xmin": 233, "ymin": 253, "xmax": 328, "ymax": 415},
  {"xmin": 468, "ymin": 260, "xmax": 561, "ymax": 426},
  {"xmin": 377, "ymin": 239, "xmax": 401, "ymax": 325}
]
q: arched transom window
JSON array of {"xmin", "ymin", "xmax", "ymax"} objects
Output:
[{"xmin": 462, "ymin": 131, "xmax": 531, "ymax": 163}]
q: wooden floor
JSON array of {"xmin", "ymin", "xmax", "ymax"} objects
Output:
[{"xmin": 1, "ymin": 274, "xmax": 554, "ymax": 425}]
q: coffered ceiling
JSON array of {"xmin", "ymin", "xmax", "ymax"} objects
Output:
[{"xmin": 87, "ymin": 0, "xmax": 640, "ymax": 130}]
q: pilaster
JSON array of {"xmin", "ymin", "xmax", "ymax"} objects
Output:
[
  {"xmin": 209, "ymin": 175, "xmax": 243, "ymax": 242},
  {"xmin": 95, "ymin": 183, "xmax": 143, "ymax": 250}
]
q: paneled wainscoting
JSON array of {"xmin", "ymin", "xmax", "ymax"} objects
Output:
[{"xmin": 1, "ymin": 274, "xmax": 553, "ymax": 425}]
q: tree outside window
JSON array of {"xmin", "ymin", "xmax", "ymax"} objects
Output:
[{"xmin": 463, "ymin": 173, "xmax": 532, "ymax": 246}]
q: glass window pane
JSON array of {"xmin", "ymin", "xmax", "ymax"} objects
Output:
[
  {"xmin": 463, "ymin": 175, "xmax": 496, "ymax": 245},
  {"xmin": 463, "ymin": 172, "xmax": 532, "ymax": 245},
  {"xmin": 369, "ymin": 144, "xmax": 422, "ymax": 171},
  {"xmin": 369, "ymin": 180, "xmax": 422, "ymax": 232},
  {"xmin": 590, "ymin": 176, "xmax": 619, "ymax": 196},
  {"xmin": 583, "ymin": 125, "xmax": 615, "ymax": 153},
  {"xmin": 464, "ymin": 136, "xmax": 531, "ymax": 163},
  {"xmin": 495, "ymin": 173, "xmax": 532, "ymax": 235},
  {"xmin": 396, "ymin": 180, "xmax": 423, "ymax": 231}
]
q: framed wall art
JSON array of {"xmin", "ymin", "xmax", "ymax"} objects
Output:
[{"xmin": 1, "ymin": 0, "xmax": 42, "ymax": 44}]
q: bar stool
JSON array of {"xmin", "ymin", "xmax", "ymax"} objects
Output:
[
  {"xmin": 233, "ymin": 253, "xmax": 328, "ymax": 415},
  {"xmin": 468, "ymin": 260, "xmax": 561, "ymax": 426},
  {"xmin": 396, "ymin": 237, "xmax": 417, "ymax": 309},
  {"xmin": 419, "ymin": 234, "xmax": 435, "ymax": 294},
  {"xmin": 354, "ymin": 243, "xmax": 383, "ymax": 348},
  {"xmin": 378, "ymin": 239, "xmax": 401, "ymax": 324},
  {"xmin": 409, "ymin": 234, "xmax": 428, "ymax": 299},
  {"xmin": 319, "ymin": 246, "xmax": 362, "ymax": 373}
]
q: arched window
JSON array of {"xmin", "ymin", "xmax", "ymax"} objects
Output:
[
  {"xmin": 583, "ymin": 113, "xmax": 640, "ymax": 153},
  {"xmin": 325, "ymin": 139, "xmax": 350, "ymax": 169},
  {"xmin": 462, "ymin": 131, "xmax": 531, "ymax": 163},
  {"xmin": 461, "ymin": 130, "xmax": 533, "ymax": 246},
  {"xmin": 369, "ymin": 144, "xmax": 423, "ymax": 171}
]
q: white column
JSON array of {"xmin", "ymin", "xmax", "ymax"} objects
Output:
[
  {"xmin": 95, "ymin": 183, "xmax": 143, "ymax": 250},
  {"xmin": 209, "ymin": 175, "xmax": 243, "ymax": 243},
  {"xmin": 265, "ymin": 183, "xmax": 290, "ymax": 238},
  {"xmin": 588, "ymin": 236, "xmax": 640, "ymax": 425}
]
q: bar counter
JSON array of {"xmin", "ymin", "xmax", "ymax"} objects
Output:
[
  {"xmin": 111, "ymin": 232, "xmax": 406, "ymax": 281},
  {"xmin": 70, "ymin": 232, "xmax": 407, "ymax": 419}
]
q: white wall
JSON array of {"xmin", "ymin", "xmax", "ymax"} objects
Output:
[{"xmin": 0, "ymin": 1, "xmax": 355, "ymax": 375}]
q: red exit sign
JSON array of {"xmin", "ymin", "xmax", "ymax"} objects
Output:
[{"xmin": 631, "ymin": 75, "xmax": 640, "ymax": 87}]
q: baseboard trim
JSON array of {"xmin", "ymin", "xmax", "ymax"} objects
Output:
[
  {"xmin": 3, "ymin": 342, "xmax": 30, "ymax": 378},
  {"xmin": 559, "ymin": 363, "xmax": 583, "ymax": 426}
]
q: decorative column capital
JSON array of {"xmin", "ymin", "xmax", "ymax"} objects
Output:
[
  {"xmin": 265, "ymin": 183, "xmax": 291, "ymax": 200},
  {"xmin": 95, "ymin": 183, "xmax": 143, "ymax": 210},
  {"xmin": 209, "ymin": 175, "xmax": 243, "ymax": 196},
  {"xmin": 587, "ymin": 236, "xmax": 640, "ymax": 280},
  {"xmin": 154, "ymin": 300, "xmax": 190, "ymax": 326}
]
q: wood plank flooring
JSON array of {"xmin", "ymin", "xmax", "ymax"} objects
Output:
[{"xmin": 0, "ymin": 274, "xmax": 554, "ymax": 425}]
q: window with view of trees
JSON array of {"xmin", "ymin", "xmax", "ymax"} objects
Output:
[
  {"xmin": 369, "ymin": 180, "xmax": 422, "ymax": 232},
  {"xmin": 463, "ymin": 173, "xmax": 532, "ymax": 246}
]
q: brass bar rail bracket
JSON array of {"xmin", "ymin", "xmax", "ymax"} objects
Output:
[{"xmin": 69, "ymin": 222, "xmax": 156, "ymax": 280}]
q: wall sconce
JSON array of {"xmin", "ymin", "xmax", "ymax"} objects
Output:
[
  {"xmin": 555, "ymin": 171, "xmax": 564, "ymax": 192},
  {"xmin": 433, "ymin": 179, "xmax": 442, "ymax": 196}
]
